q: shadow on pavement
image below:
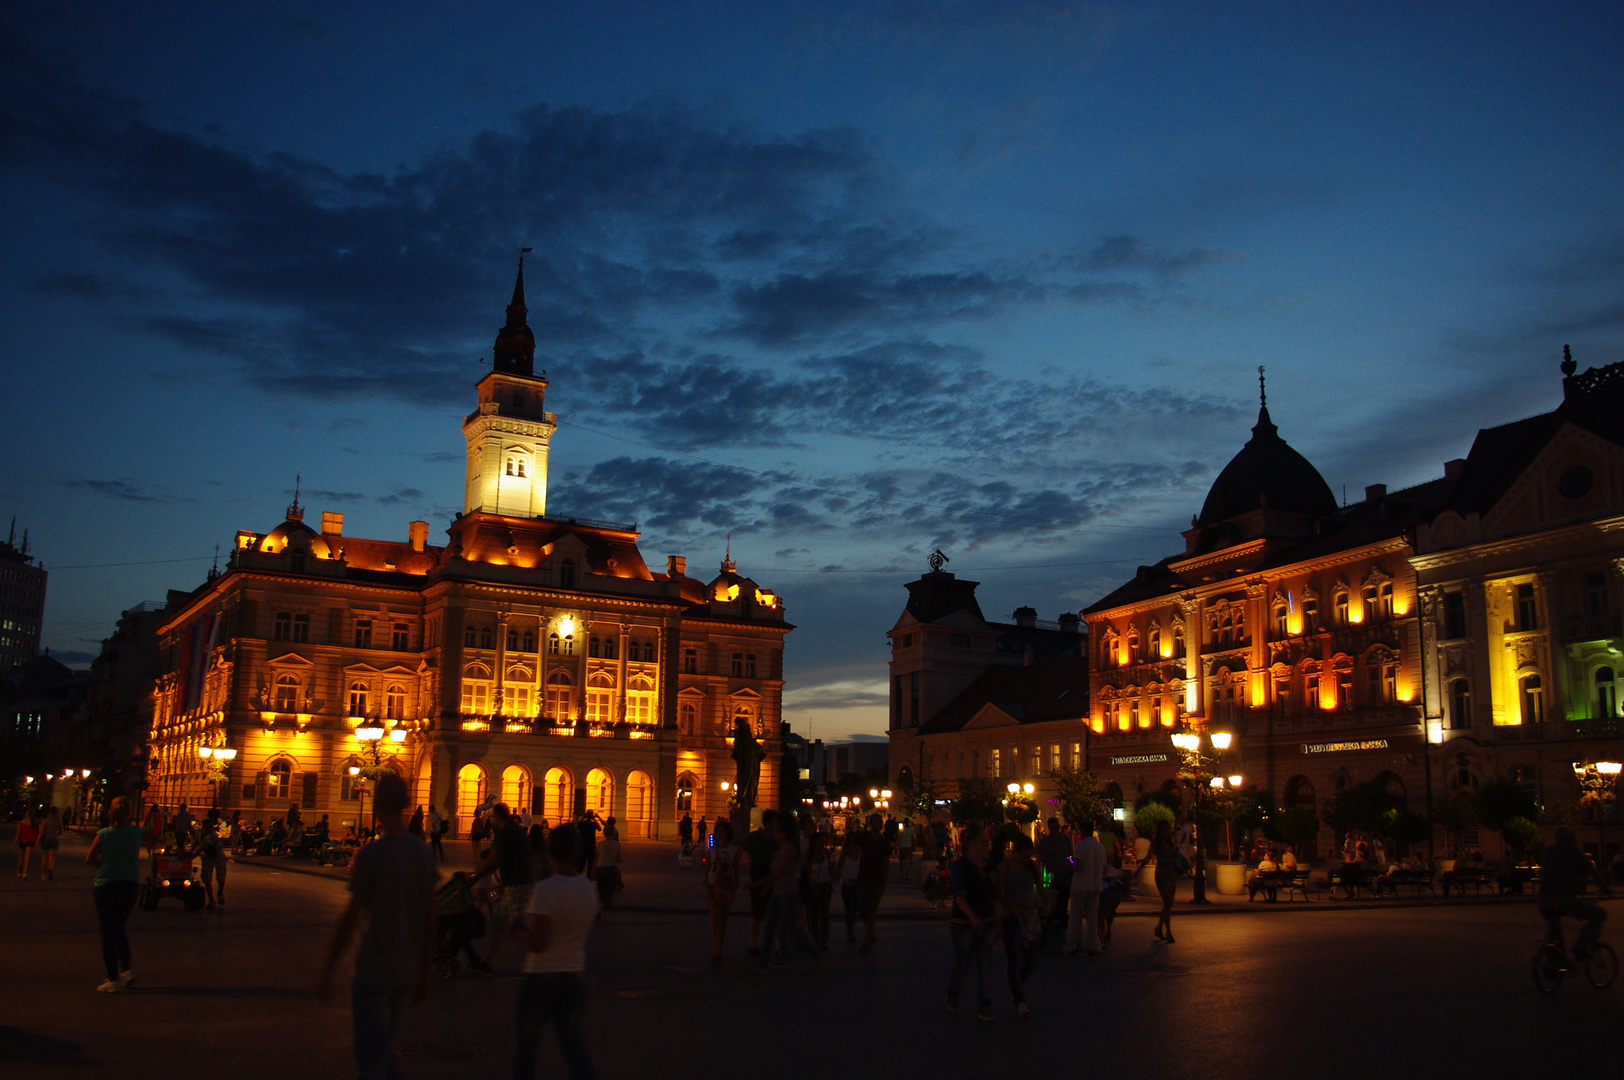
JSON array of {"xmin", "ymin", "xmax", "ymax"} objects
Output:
[{"xmin": 0, "ymin": 1026, "xmax": 88, "ymax": 1065}]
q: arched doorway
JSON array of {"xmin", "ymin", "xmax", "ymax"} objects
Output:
[
  {"xmin": 625, "ymin": 769, "xmax": 654, "ymax": 838},
  {"xmin": 456, "ymin": 763, "xmax": 487, "ymax": 836},
  {"xmin": 542, "ymin": 767, "xmax": 573, "ymax": 824},
  {"xmin": 1374, "ymin": 770, "xmax": 1407, "ymax": 813},
  {"xmin": 675, "ymin": 772, "xmax": 695, "ymax": 815},
  {"xmin": 501, "ymin": 764, "xmax": 532, "ymax": 814},
  {"xmin": 1284, "ymin": 775, "xmax": 1318, "ymax": 861},
  {"xmin": 586, "ymin": 767, "xmax": 614, "ymax": 819}
]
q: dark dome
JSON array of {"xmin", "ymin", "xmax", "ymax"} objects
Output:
[{"xmin": 1197, "ymin": 406, "xmax": 1336, "ymax": 526}]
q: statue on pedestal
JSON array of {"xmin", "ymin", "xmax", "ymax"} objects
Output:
[{"xmin": 730, "ymin": 717, "xmax": 763, "ymax": 809}]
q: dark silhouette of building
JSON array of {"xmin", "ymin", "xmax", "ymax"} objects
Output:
[{"xmin": 0, "ymin": 520, "xmax": 47, "ymax": 671}]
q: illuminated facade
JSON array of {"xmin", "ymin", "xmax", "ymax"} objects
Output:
[
  {"xmin": 886, "ymin": 564, "xmax": 1089, "ymax": 806},
  {"xmin": 1085, "ymin": 393, "xmax": 1436, "ymax": 855},
  {"xmin": 145, "ymin": 267, "xmax": 791, "ymax": 838}
]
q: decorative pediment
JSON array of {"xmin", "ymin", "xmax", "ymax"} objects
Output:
[
  {"xmin": 267, "ymin": 652, "xmax": 314, "ymax": 669},
  {"xmin": 962, "ymin": 703, "xmax": 1021, "ymax": 730},
  {"xmin": 728, "ymin": 686, "xmax": 762, "ymax": 701},
  {"xmin": 1301, "ymin": 584, "xmax": 1318, "ymax": 602},
  {"xmin": 1481, "ymin": 422, "xmax": 1624, "ymax": 542},
  {"xmin": 1363, "ymin": 565, "xmax": 1392, "ymax": 586},
  {"xmin": 676, "ymin": 686, "xmax": 707, "ymax": 699}
]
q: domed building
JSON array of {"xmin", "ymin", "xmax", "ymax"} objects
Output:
[{"xmin": 143, "ymin": 264, "xmax": 793, "ymax": 838}]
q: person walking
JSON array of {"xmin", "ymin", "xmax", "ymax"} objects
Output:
[
  {"xmin": 513, "ymin": 824, "xmax": 600, "ymax": 1080},
  {"xmin": 408, "ymin": 806, "xmax": 425, "ymax": 841},
  {"xmin": 750, "ymin": 815, "xmax": 823, "ymax": 975},
  {"xmin": 198, "ymin": 808, "xmax": 228, "ymax": 908},
  {"xmin": 38, "ymin": 805, "xmax": 63, "ymax": 881},
  {"xmin": 705, "ymin": 819, "xmax": 742, "ymax": 965},
  {"xmin": 997, "ymin": 833, "xmax": 1039, "ymax": 1017},
  {"xmin": 896, "ymin": 818, "xmax": 915, "ymax": 884},
  {"xmin": 695, "ymin": 815, "xmax": 708, "ymax": 852},
  {"xmin": 471, "ymin": 803, "xmax": 535, "ymax": 973},
  {"xmin": 1152, "ymin": 821, "xmax": 1180, "ymax": 943},
  {"xmin": 836, "ymin": 831, "xmax": 862, "ymax": 943},
  {"xmin": 856, "ymin": 813, "xmax": 891, "ymax": 952},
  {"xmin": 806, "ymin": 832, "xmax": 834, "ymax": 950},
  {"xmin": 743, "ymin": 810, "xmax": 777, "ymax": 957},
  {"xmin": 1065, "ymin": 821, "xmax": 1105, "ymax": 957},
  {"xmin": 1036, "ymin": 818, "xmax": 1073, "ymax": 922},
  {"xmin": 946, "ymin": 827, "xmax": 998, "ymax": 1021},
  {"xmin": 85, "ymin": 797, "xmax": 144, "ymax": 991},
  {"xmin": 15, "ymin": 806, "xmax": 40, "ymax": 879},
  {"xmin": 315, "ymin": 773, "xmax": 439, "ymax": 1080},
  {"xmin": 595, "ymin": 824, "xmax": 622, "ymax": 914}
]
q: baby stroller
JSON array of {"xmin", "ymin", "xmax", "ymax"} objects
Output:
[{"xmin": 432, "ymin": 873, "xmax": 487, "ymax": 979}]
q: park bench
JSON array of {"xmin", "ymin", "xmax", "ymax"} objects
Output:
[
  {"xmin": 1248, "ymin": 869, "xmax": 1313, "ymax": 902},
  {"xmin": 1440, "ymin": 866, "xmax": 1495, "ymax": 896},
  {"xmin": 1327, "ymin": 865, "xmax": 1375, "ymax": 899},
  {"xmin": 1372, "ymin": 868, "xmax": 1435, "ymax": 898},
  {"xmin": 1498, "ymin": 866, "xmax": 1540, "ymax": 895}
]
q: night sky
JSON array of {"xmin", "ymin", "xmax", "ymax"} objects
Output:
[{"xmin": 3, "ymin": 2, "xmax": 1621, "ymax": 739}]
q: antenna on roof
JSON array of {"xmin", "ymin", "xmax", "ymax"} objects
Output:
[{"xmin": 1258, "ymin": 365, "xmax": 1267, "ymax": 408}]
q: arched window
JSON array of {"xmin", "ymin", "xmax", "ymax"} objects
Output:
[
  {"xmin": 586, "ymin": 768, "xmax": 614, "ymax": 816},
  {"xmin": 479, "ymin": 626, "xmax": 493, "ymax": 649},
  {"xmin": 1273, "ymin": 602, "xmax": 1289, "ymax": 637},
  {"xmin": 507, "ymin": 628, "xmax": 520, "ymax": 651},
  {"xmin": 543, "ymin": 767, "xmax": 573, "ymax": 823},
  {"xmin": 679, "ymin": 700, "xmax": 697, "ymax": 734},
  {"xmin": 501, "ymin": 764, "xmax": 532, "ymax": 813},
  {"xmin": 589, "ymin": 636, "xmax": 601, "ymax": 658},
  {"xmin": 273, "ymin": 674, "xmax": 300, "ymax": 712},
  {"xmin": 348, "ymin": 682, "xmax": 369, "ymax": 716},
  {"xmin": 1302, "ymin": 594, "xmax": 1319, "ymax": 628},
  {"xmin": 734, "ymin": 701, "xmax": 759, "ymax": 737},
  {"xmin": 642, "ymin": 640, "xmax": 656, "ymax": 662},
  {"xmin": 1520, "ymin": 674, "xmax": 1544, "ymax": 725},
  {"xmin": 546, "ymin": 670, "xmax": 574, "ymax": 720},
  {"xmin": 456, "ymin": 764, "xmax": 487, "ymax": 829},
  {"xmin": 626, "ymin": 674, "xmax": 656, "ymax": 725},
  {"xmin": 1173, "ymin": 623, "xmax": 1185, "ymax": 658},
  {"xmin": 1127, "ymin": 627, "xmax": 1140, "ymax": 663},
  {"xmin": 385, "ymin": 684, "xmax": 406, "ymax": 720},
  {"xmin": 465, "ymin": 625, "xmax": 477, "ymax": 647},
  {"xmin": 1334, "ymin": 591, "xmax": 1350, "ymax": 625},
  {"xmin": 1149, "ymin": 624, "xmax": 1162, "ymax": 658},
  {"xmin": 1449, "ymin": 679, "xmax": 1471, "ymax": 730},
  {"xmin": 675, "ymin": 772, "xmax": 695, "ymax": 814},
  {"xmin": 1597, "ymin": 667, "xmax": 1617, "ymax": 720},
  {"xmin": 549, "ymin": 629, "xmax": 574, "ymax": 655},
  {"xmin": 267, "ymin": 758, "xmax": 292, "ymax": 801},
  {"xmin": 586, "ymin": 671, "xmax": 615, "ymax": 723},
  {"xmin": 521, "ymin": 629, "xmax": 536, "ymax": 652},
  {"xmin": 559, "ymin": 559, "xmax": 576, "ymax": 588},
  {"xmin": 625, "ymin": 770, "xmax": 654, "ymax": 837},
  {"xmin": 603, "ymin": 636, "xmax": 618, "ymax": 660}
]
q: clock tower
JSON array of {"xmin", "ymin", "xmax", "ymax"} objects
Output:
[{"xmin": 463, "ymin": 258, "xmax": 558, "ymax": 518}]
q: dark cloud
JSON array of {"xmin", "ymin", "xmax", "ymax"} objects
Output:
[
  {"xmin": 305, "ymin": 489, "xmax": 366, "ymax": 504},
  {"xmin": 59, "ymin": 479, "xmax": 160, "ymax": 502},
  {"xmin": 375, "ymin": 488, "xmax": 427, "ymax": 506},
  {"xmin": 1076, "ymin": 234, "xmax": 1240, "ymax": 279},
  {"xmin": 29, "ymin": 271, "xmax": 125, "ymax": 299}
]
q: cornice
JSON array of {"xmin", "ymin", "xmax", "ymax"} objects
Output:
[{"xmin": 1410, "ymin": 514, "xmax": 1624, "ymax": 572}]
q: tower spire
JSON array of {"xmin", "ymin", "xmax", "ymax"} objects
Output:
[
  {"xmin": 287, "ymin": 474, "xmax": 303, "ymax": 521},
  {"xmin": 1258, "ymin": 364, "xmax": 1267, "ymax": 409},
  {"xmin": 492, "ymin": 249, "xmax": 537, "ymax": 376}
]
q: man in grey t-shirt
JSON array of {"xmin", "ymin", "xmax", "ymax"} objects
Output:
[{"xmin": 317, "ymin": 773, "xmax": 438, "ymax": 1079}]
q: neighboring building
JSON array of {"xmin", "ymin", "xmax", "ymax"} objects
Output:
[
  {"xmin": 821, "ymin": 740, "xmax": 890, "ymax": 785},
  {"xmin": 1, "ymin": 653, "xmax": 90, "ymax": 794},
  {"xmin": 1411, "ymin": 353, "xmax": 1624, "ymax": 860},
  {"xmin": 0, "ymin": 522, "xmax": 47, "ymax": 671},
  {"xmin": 144, "ymin": 265, "xmax": 792, "ymax": 837},
  {"xmin": 83, "ymin": 595, "xmax": 186, "ymax": 802},
  {"xmin": 886, "ymin": 558, "xmax": 1088, "ymax": 804}
]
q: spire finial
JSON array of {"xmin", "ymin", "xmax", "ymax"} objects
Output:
[
  {"xmin": 722, "ymin": 533, "xmax": 736, "ymax": 573},
  {"xmin": 287, "ymin": 474, "xmax": 304, "ymax": 521},
  {"xmin": 1561, "ymin": 343, "xmax": 1577, "ymax": 377},
  {"xmin": 1258, "ymin": 365, "xmax": 1267, "ymax": 409}
]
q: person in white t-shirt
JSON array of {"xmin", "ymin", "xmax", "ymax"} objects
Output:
[{"xmin": 513, "ymin": 825, "xmax": 600, "ymax": 1080}]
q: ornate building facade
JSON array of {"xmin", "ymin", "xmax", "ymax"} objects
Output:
[{"xmin": 145, "ymin": 266, "xmax": 792, "ymax": 837}]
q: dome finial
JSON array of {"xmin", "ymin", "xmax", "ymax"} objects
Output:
[
  {"xmin": 1561, "ymin": 343, "xmax": 1577, "ymax": 377},
  {"xmin": 287, "ymin": 474, "xmax": 304, "ymax": 521},
  {"xmin": 1258, "ymin": 365, "xmax": 1267, "ymax": 409},
  {"xmin": 721, "ymin": 532, "xmax": 735, "ymax": 573}
]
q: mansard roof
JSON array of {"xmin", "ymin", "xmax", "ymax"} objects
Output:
[{"xmin": 918, "ymin": 653, "xmax": 1090, "ymax": 735}]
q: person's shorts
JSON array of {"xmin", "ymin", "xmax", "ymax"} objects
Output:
[
  {"xmin": 39, "ymin": 839, "xmax": 58, "ymax": 852},
  {"xmin": 749, "ymin": 876, "xmax": 770, "ymax": 919},
  {"xmin": 16, "ymin": 842, "xmax": 34, "ymax": 850},
  {"xmin": 201, "ymin": 854, "xmax": 226, "ymax": 884},
  {"xmin": 496, "ymin": 883, "xmax": 532, "ymax": 925},
  {"xmin": 897, "ymin": 847, "xmax": 913, "ymax": 860},
  {"xmin": 856, "ymin": 879, "xmax": 885, "ymax": 917}
]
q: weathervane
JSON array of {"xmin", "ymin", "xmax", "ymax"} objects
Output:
[{"xmin": 928, "ymin": 549, "xmax": 949, "ymax": 573}]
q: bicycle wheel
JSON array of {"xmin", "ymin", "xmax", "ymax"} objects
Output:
[
  {"xmin": 1532, "ymin": 943, "xmax": 1564, "ymax": 994},
  {"xmin": 1584, "ymin": 943, "xmax": 1617, "ymax": 989}
]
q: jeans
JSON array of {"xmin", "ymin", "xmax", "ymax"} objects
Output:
[
  {"xmin": 808, "ymin": 881, "xmax": 833, "ymax": 947},
  {"xmin": 947, "ymin": 921, "xmax": 997, "ymax": 1007},
  {"xmin": 351, "ymin": 984, "xmax": 412, "ymax": 1080},
  {"xmin": 93, "ymin": 880, "xmax": 138, "ymax": 980},
  {"xmin": 1001, "ymin": 915, "xmax": 1036, "ymax": 1005},
  {"xmin": 514, "ymin": 972, "xmax": 595, "ymax": 1080},
  {"xmin": 1049, "ymin": 869, "xmax": 1073, "ymax": 921},
  {"xmin": 841, "ymin": 881, "xmax": 859, "ymax": 937},
  {"xmin": 1066, "ymin": 890, "xmax": 1101, "ymax": 952},
  {"xmin": 1542, "ymin": 897, "xmax": 1608, "ymax": 959},
  {"xmin": 758, "ymin": 892, "xmax": 819, "ymax": 968}
]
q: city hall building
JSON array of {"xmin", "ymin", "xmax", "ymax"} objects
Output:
[{"xmin": 144, "ymin": 267, "xmax": 792, "ymax": 837}]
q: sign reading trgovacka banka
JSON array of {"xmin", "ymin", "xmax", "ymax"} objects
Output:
[
  {"xmin": 1301, "ymin": 739, "xmax": 1389, "ymax": 754},
  {"xmin": 1109, "ymin": 754, "xmax": 1170, "ymax": 765}
]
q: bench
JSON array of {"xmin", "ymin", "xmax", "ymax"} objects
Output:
[
  {"xmin": 1248, "ymin": 869, "xmax": 1312, "ymax": 902},
  {"xmin": 1372, "ymin": 868, "xmax": 1436, "ymax": 898},
  {"xmin": 1327, "ymin": 865, "xmax": 1375, "ymax": 899},
  {"xmin": 1498, "ymin": 866, "xmax": 1540, "ymax": 895},
  {"xmin": 1440, "ymin": 866, "xmax": 1495, "ymax": 896}
]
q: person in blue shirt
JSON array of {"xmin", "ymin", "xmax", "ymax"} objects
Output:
[{"xmin": 86, "ymin": 796, "xmax": 146, "ymax": 992}]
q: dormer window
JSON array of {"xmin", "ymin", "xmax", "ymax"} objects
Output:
[
  {"xmin": 290, "ymin": 550, "xmax": 306, "ymax": 573},
  {"xmin": 560, "ymin": 559, "xmax": 576, "ymax": 588}
]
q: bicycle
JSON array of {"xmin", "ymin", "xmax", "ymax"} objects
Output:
[{"xmin": 1531, "ymin": 937, "xmax": 1618, "ymax": 993}]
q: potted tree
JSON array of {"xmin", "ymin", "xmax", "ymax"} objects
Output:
[{"xmin": 1131, "ymin": 801, "xmax": 1178, "ymax": 890}]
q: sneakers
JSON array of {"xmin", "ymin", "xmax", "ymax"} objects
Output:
[
  {"xmin": 976, "ymin": 1004, "xmax": 994, "ymax": 1022},
  {"xmin": 1016, "ymin": 1003, "xmax": 1032, "ymax": 1018},
  {"xmin": 117, "ymin": 971, "xmax": 135, "ymax": 988},
  {"xmin": 946, "ymin": 992, "xmax": 959, "ymax": 1013},
  {"xmin": 96, "ymin": 979, "xmax": 121, "ymax": 993}
]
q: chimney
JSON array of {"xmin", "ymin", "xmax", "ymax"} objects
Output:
[
  {"xmin": 1013, "ymin": 606, "xmax": 1037, "ymax": 628},
  {"xmin": 408, "ymin": 521, "xmax": 428, "ymax": 553},
  {"xmin": 1058, "ymin": 612, "xmax": 1080, "ymax": 634},
  {"xmin": 667, "ymin": 554, "xmax": 686, "ymax": 577},
  {"xmin": 1444, "ymin": 459, "xmax": 1466, "ymax": 481},
  {"xmin": 1364, "ymin": 484, "xmax": 1386, "ymax": 502},
  {"xmin": 320, "ymin": 511, "xmax": 344, "ymax": 536}
]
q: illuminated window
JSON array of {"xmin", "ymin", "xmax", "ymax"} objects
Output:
[
  {"xmin": 675, "ymin": 773, "xmax": 695, "ymax": 813},
  {"xmin": 626, "ymin": 676, "xmax": 654, "ymax": 724},
  {"xmin": 348, "ymin": 682, "xmax": 369, "ymax": 716},
  {"xmin": 549, "ymin": 630, "xmax": 574, "ymax": 655},
  {"xmin": 1379, "ymin": 582, "xmax": 1394, "ymax": 619},
  {"xmin": 1050, "ymin": 744, "xmax": 1061, "ymax": 771},
  {"xmin": 586, "ymin": 689, "xmax": 613, "ymax": 723},
  {"xmin": 273, "ymin": 674, "xmax": 300, "ymax": 712},
  {"xmin": 460, "ymin": 680, "xmax": 490, "ymax": 714},
  {"xmin": 678, "ymin": 700, "xmax": 697, "ymax": 734},
  {"xmin": 1302, "ymin": 596, "xmax": 1319, "ymax": 629},
  {"xmin": 1516, "ymin": 583, "xmax": 1538, "ymax": 631},
  {"xmin": 1305, "ymin": 673, "xmax": 1321, "ymax": 709},
  {"xmin": 1173, "ymin": 623, "xmax": 1185, "ymax": 657},
  {"xmin": 1519, "ymin": 674, "xmax": 1543, "ymax": 725},
  {"xmin": 391, "ymin": 623, "xmax": 409, "ymax": 650},
  {"xmin": 1362, "ymin": 586, "xmax": 1379, "ymax": 623},
  {"xmin": 1071, "ymin": 742, "xmax": 1081, "ymax": 769},
  {"xmin": 1149, "ymin": 625, "xmax": 1161, "ymax": 657},
  {"xmin": 1117, "ymin": 704, "xmax": 1130, "ymax": 732},
  {"xmin": 385, "ymin": 684, "xmax": 406, "ymax": 720},
  {"xmin": 1449, "ymin": 679, "xmax": 1471, "ymax": 730},
  {"xmin": 734, "ymin": 702, "xmax": 758, "ymax": 736},
  {"xmin": 353, "ymin": 619, "xmax": 372, "ymax": 650},
  {"xmin": 267, "ymin": 759, "xmax": 291, "ymax": 801},
  {"xmin": 506, "ymin": 685, "xmax": 531, "ymax": 717},
  {"xmin": 1127, "ymin": 629, "xmax": 1140, "ymax": 663},
  {"xmin": 1030, "ymin": 745, "xmax": 1042, "ymax": 776},
  {"xmin": 340, "ymin": 763, "xmax": 360, "ymax": 801},
  {"xmin": 683, "ymin": 648, "xmax": 698, "ymax": 674},
  {"xmin": 1273, "ymin": 604, "xmax": 1288, "ymax": 637},
  {"xmin": 989, "ymin": 748, "xmax": 1001, "ymax": 778},
  {"xmin": 546, "ymin": 671, "xmax": 574, "ymax": 719},
  {"xmin": 1334, "ymin": 593, "xmax": 1349, "ymax": 625},
  {"xmin": 1130, "ymin": 699, "xmax": 1142, "ymax": 728}
]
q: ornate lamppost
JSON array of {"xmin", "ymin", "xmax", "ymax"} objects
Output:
[
  {"xmin": 1573, "ymin": 759, "xmax": 1622, "ymax": 863},
  {"xmin": 1170, "ymin": 729, "xmax": 1234, "ymax": 904},
  {"xmin": 197, "ymin": 745, "xmax": 237, "ymax": 809}
]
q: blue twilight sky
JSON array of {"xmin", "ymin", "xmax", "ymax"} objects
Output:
[{"xmin": 2, "ymin": 2, "xmax": 1622, "ymax": 739}]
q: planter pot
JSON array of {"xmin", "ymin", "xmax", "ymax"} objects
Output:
[{"xmin": 1210, "ymin": 861, "xmax": 1247, "ymax": 896}]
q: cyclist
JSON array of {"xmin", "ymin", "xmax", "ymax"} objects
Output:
[{"xmin": 1538, "ymin": 826, "xmax": 1611, "ymax": 964}]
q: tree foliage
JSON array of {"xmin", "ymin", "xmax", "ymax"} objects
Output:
[
  {"xmin": 1383, "ymin": 810, "xmax": 1432, "ymax": 846},
  {"xmin": 949, "ymin": 779, "xmax": 1006, "ymax": 828},
  {"xmin": 1267, "ymin": 806, "xmax": 1320, "ymax": 847},
  {"xmin": 1433, "ymin": 790, "xmax": 1478, "ymax": 837},
  {"xmin": 908, "ymin": 779, "xmax": 942, "ymax": 820},
  {"xmin": 1323, "ymin": 780, "xmax": 1394, "ymax": 835},
  {"xmin": 1502, "ymin": 816, "xmax": 1541, "ymax": 855},
  {"xmin": 1473, "ymin": 777, "xmax": 1539, "ymax": 834},
  {"xmin": 1132, "ymin": 801, "xmax": 1177, "ymax": 840},
  {"xmin": 1049, "ymin": 767, "xmax": 1107, "ymax": 828},
  {"xmin": 1004, "ymin": 795, "xmax": 1040, "ymax": 826}
]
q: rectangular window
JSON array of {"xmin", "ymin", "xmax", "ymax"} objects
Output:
[
  {"xmin": 506, "ymin": 686, "xmax": 531, "ymax": 716},
  {"xmin": 274, "ymin": 612, "xmax": 291, "ymax": 641},
  {"xmin": 1030, "ymin": 745, "xmax": 1042, "ymax": 776},
  {"xmin": 731, "ymin": 653, "xmax": 743, "ymax": 677},
  {"xmin": 683, "ymin": 648, "xmax": 698, "ymax": 674},
  {"xmin": 292, "ymin": 614, "xmax": 309, "ymax": 643},
  {"xmin": 1516, "ymin": 583, "xmax": 1538, "ymax": 631},
  {"xmin": 460, "ymin": 681, "xmax": 489, "ymax": 713},
  {"xmin": 1071, "ymin": 742, "xmax": 1081, "ymax": 770},
  {"xmin": 989, "ymin": 748, "xmax": 1001, "ymax": 778},
  {"xmin": 353, "ymin": 619, "xmax": 373, "ymax": 649},
  {"xmin": 1050, "ymin": 744, "xmax": 1060, "ymax": 772},
  {"xmin": 586, "ymin": 690, "xmax": 613, "ymax": 724},
  {"xmin": 1272, "ymin": 677, "xmax": 1290, "ymax": 717},
  {"xmin": 1334, "ymin": 593, "xmax": 1349, "ymax": 624},
  {"xmin": 744, "ymin": 654, "xmax": 757, "ymax": 678},
  {"xmin": 949, "ymin": 633, "xmax": 971, "ymax": 648},
  {"xmin": 1130, "ymin": 699, "xmax": 1142, "ymax": 728},
  {"xmin": 1306, "ymin": 674, "xmax": 1321, "ymax": 709},
  {"xmin": 392, "ymin": 623, "xmax": 410, "ymax": 650},
  {"xmin": 1366, "ymin": 665, "xmax": 1383, "ymax": 708},
  {"xmin": 1443, "ymin": 592, "xmax": 1467, "ymax": 639},
  {"xmin": 1337, "ymin": 674, "xmax": 1353, "ymax": 710},
  {"xmin": 626, "ymin": 692, "xmax": 653, "ymax": 724},
  {"xmin": 909, "ymin": 672, "xmax": 920, "ymax": 726},
  {"xmin": 341, "ymin": 773, "xmax": 359, "ymax": 801},
  {"xmin": 1588, "ymin": 572, "xmax": 1610, "ymax": 617}
]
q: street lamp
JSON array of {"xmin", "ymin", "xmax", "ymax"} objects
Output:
[
  {"xmin": 1169, "ymin": 728, "xmax": 1236, "ymax": 904},
  {"xmin": 1573, "ymin": 760, "xmax": 1622, "ymax": 859}
]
